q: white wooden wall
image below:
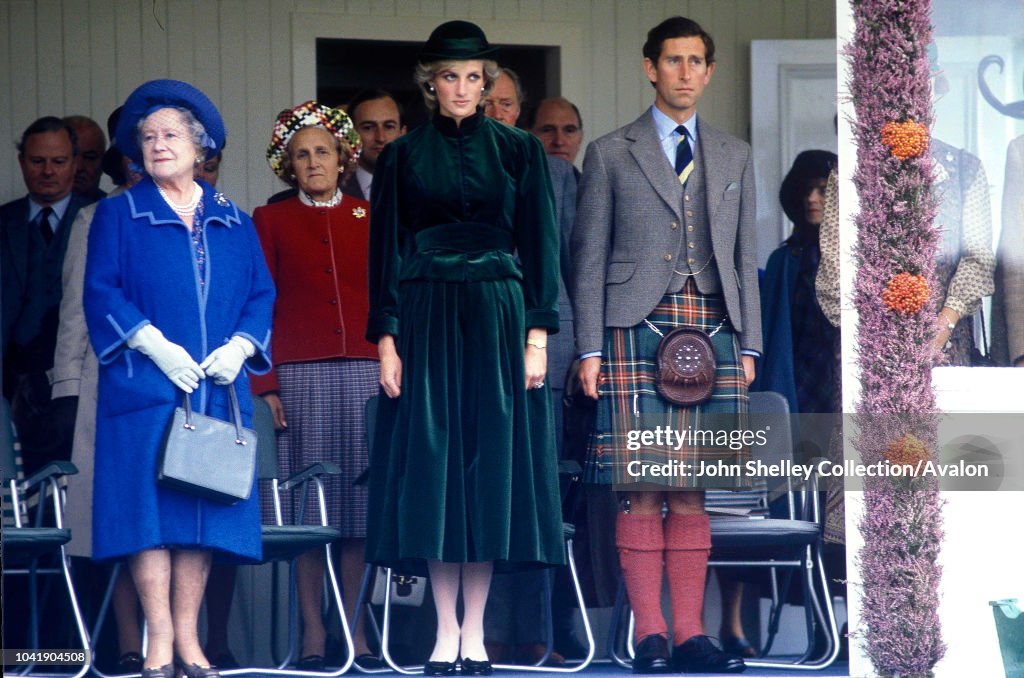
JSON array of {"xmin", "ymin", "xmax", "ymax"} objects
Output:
[{"xmin": 0, "ymin": 0, "xmax": 835, "ymax": 213}]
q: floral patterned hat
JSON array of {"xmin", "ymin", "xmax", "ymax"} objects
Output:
[{"xmin": 266, "ymin": 101, "xmax": 361, "ymax": 179}]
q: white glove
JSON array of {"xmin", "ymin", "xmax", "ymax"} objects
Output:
[
  {"xmin": 200, "ymin": 336, "xmax": 255, "ymax": 385},
  {"xmin": 127, "ymin": 324, "xmax": 205, "ymax": 393}
]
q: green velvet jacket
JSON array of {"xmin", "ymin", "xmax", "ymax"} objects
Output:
[{"xmin": 367, "ymin": 109, "xmax": 560, "ymax": 342}]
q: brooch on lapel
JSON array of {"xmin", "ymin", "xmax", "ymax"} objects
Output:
[
  {"xmin": 352, "ymin": 206, "xmax": 367, "ymax": 219},
  {"xmin": 214, "ymin": 192, "xmax": 230, "ymax": 207}
]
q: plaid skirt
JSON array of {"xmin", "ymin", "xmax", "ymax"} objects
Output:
[
  {"xmin": 585, "ymin": 281, "xmax": 750, "ymax": 488},
  {"xmin": 259, "ymin": 358, "xmax": 379, "ymax": 537}
]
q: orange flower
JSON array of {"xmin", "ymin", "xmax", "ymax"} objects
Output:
[
  {"xmin": 881, "ymin": 120, "xmax": 929, "ymax": 160},
  {"xmin": 883, "ymin": 272, "xmax": 929, "ymax": 314},
  {"xmin": 884, "ymin": 434, "xmax": 930, "ymax": 473}
]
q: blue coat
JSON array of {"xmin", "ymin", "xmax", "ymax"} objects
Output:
[{"xmin": 84, "ymin": 177, "xmax": 274, "ymax": 563}]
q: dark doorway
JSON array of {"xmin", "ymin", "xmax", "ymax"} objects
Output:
[{"xmin": 316, "ymin": 38, "xmax": 559, "ymax": 129}]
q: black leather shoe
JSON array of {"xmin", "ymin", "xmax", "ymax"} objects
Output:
[
  {"xmin": 631, "ymin": 634, "xmax": 672, "ymax": 674},
  {"xmin": 672, "ymin": 635, "xmax": 745, "ymax": 673},
  {"xmin": 423, "ymin": 660, "xmax": 457, "ymax": 676},
  {"xmin": 459, "ymin": 657, "xmax": 492, "ymax": 675}
]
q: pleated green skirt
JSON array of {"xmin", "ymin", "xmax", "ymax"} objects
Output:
[{"xmin": 366, "ymin": 238, "xmax": 565, "ymax": 572}]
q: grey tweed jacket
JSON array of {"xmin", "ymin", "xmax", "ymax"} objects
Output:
[{"xmin": 570, "ymin": 109, "xmax": 761, "ymax": 355}]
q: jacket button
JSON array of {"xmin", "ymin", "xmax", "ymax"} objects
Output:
[
  {"xmin": 686, "ymin": 210, "xmax": 693, "ymax": 218},
  {"xmin": 329, "ymin": 298, "xmax": 337, "ymax": 305},
  {"xmin": 687, "ymin": 224, "xmax": 694, "ymax": 232},
  {"xmin": 684, "ymin": 194, "xmax": 691, "ymax": 201},
  {"xmin": 319, "ymin": 210, "xmax": 326, "ymax": 215},
  {"xmin": 325, "ymin": 267, "xmax": 333, "ymax": 273},
  {"xmin": 663, "ymin": 254, "xmax": 672, "ymax": 261},
  {"xmin": 334, "ymin": 328, "xmax": 343, "ymax": 335},
  {"xmin": 671, "ymin": 221, "xmax": 678, "ymax": 230},
  {"xmin": 688, "ymin": 242, "xmax": 695, "ymax": 249},
  {"xmin": 688, "ymin": 258, "xmax": 695, "ymax": 265},
  {"xmin": 322, "ymin": 237, "xmax": 329, "ymax": 244}
]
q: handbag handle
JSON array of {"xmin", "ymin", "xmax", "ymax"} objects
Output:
[{"xmin": 181, "ymin": 384, "xmax": 248, "ymax": 446}]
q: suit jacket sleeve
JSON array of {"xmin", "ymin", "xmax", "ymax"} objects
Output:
[
  {"xmin": 570, "ymin": 140, "xmax": 615, "ymax": 355},
  {"xmin": 735, "ymin": 144, "xmax": 762, "ymax": 354}
]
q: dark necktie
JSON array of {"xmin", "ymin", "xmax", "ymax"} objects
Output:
[
  {"xmin": 38, "ymin": 206, "xmax": 55, "ymax": 245},
  {"xmin": 674, "ymin": 125, "xmax": 694, "ymax": 185}
]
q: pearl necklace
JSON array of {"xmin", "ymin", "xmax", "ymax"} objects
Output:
[
  {"xmin": 158, "ymin": 182, "xmax": 202, "ymax": 216},
  {"xmin": 302, "ymin": 188, "xmax": 343, "ymax": 208}
]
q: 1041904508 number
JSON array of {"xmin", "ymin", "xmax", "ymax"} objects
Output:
[{"xmin": 5, "ymin": 650, "xmax": 90, "ymax": 666}]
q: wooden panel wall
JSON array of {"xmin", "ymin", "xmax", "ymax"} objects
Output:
[{"xmin": 0, "ymin": 0, "xmax": 836, "ymax": 211}]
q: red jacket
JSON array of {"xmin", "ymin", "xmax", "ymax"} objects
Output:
[{"xmin": 250, "ymin": 195, "xmax": 377, "ymax": 395}]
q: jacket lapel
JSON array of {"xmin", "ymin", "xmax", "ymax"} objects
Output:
[
  {"xmin": 699, "ymin": 121, "xmax": 730, "ymax": 223},
  {"xmin": 626, "ymin": 112, "xmax": 683, "ymax": 221}
]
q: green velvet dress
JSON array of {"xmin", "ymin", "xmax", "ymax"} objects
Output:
[{"xmin": 366, "ymin": 110, "xmax": 565, "ymax": 570}]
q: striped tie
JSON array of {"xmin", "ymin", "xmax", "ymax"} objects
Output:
[{"xmin": 674, "ymin": 125, "xmax": 694, "ymax": 185}]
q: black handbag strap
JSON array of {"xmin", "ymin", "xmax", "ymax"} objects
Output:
[{"xmin": 181, "ymin": 384, "xmax": 247, "ymax": 444}]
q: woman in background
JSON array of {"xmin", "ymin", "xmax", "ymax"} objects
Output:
[{"xmin": 251, "ymin": 101, "xmax": 378, "ymax": 669}]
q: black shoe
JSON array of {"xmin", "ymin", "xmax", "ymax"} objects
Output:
[
  {"xmin": 354, "ymin": 654, "xmax": 385, "ymax": 670},
  {"xmin": 631, "ymin": 635, "xmax": 672, "ymax": 674},
  {"xmin": 140, "ymin": 665, "xmax": 175, "ymax": 678},
  {"xmin": 720, "ymin": 634, "xmax": 757, "ymax": 658},
  {"xmin": 459, "ymin": 657, "xmax": 492, "ymax": 675},
  {"xmin": 295, "ymin": 655, "xmax": 325, "ymax": 671},
  {"xmin": 423, "ymin": 660, "xmax": 457, "ymax": 676},
  {"xmin": 176, "ymin": 662, "xmax": 222, "ymax": 678},
  {"xmin": 553, "ymin": 629, "xmax": 588, "ymax": 661},
  {"xmin": 116, "ymin": 652, "xmax": 144, "ymax": 674},
  {"xmin": 672, "ymin": 635, "xmax": 745, "ymax": 673}
]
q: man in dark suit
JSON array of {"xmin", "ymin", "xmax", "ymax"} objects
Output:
[
  {"xmin": 343, "ymin": 89, "xmax": 407, "ymax": 200},
  {"xmin": 1, "ymin": 116, "xmax": 89, "ymax": 475},
  {"xmin": 572, "ymin": 16, "xmax": 759, "ymax": 674}
]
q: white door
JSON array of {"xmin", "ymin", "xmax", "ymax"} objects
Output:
[{"xmin": 751, "ymin": 39, "xmax": 838, "ymax": 267}]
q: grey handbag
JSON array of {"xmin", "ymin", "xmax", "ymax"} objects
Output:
[{"xmin": 157, "ymin": 384, "xmax": 257, "ymax": 504}]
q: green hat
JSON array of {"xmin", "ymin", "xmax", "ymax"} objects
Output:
[{"xmin": 419, "ymin": 20, "xmax": 497, "ymax": 62}]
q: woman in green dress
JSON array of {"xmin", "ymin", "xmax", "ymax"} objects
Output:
[{"xmin": 366, "ymin": 20, "xmax": 564, "ymax": 676}]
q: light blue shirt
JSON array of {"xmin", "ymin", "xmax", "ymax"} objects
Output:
[
  {"xmin": 28, "ymin": 193, "xmax": 73, "ymax": 234},
  {"xmin": 650, "ymin": 105, "xmax": 698, "ymax": 168}
]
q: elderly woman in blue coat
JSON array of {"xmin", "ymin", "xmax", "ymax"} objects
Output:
[{"xmin": 84, "ymin": 80, "xmax": 274, "ymax": 678}]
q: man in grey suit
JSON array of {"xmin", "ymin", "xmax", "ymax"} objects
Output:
[{"xmin": 572, "ymin": 16, "xmax": 758, "ymax": 674}]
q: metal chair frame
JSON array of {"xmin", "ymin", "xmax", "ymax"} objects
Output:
[
  {"xmin": 606, "ymin": 391, "xmax": 841, "ymax": 671},
  {"xmin": 3, "ymin": 459, "xmax": 90, "ymax": 678}
]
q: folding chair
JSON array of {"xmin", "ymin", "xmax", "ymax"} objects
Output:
[
  {"xmin": 607, "ymin": 390, "xmax": 841, "ymax": 670},
  {"xmin": 88, "ymin": 395, "xmax": 355, "ymax": 677},
  {"xmin": 352, "ymin": 396, "xmax": 596, "ymax": 674},
  {"xmin": 1, "ymin": 397, "xmax": 90, "ymax": 678}
]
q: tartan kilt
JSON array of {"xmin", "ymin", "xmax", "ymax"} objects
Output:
[{"xmin": 584, "ymin": 280, "xmax": 751, "ymax": 488}]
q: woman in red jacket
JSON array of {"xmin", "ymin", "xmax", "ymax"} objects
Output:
[{"xmin": 251, "ymin": 101, "xmax": 378, "ymax": 668}]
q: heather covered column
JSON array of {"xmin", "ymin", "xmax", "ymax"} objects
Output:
[{"xmin": 846, "ymin": 0, "xmax": 946, "ymax": 675}]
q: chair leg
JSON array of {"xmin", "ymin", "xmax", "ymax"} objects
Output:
[
  {"xmin": 349, "ymin": 564, "xmax": 388, "ymax": 674},
  {"xmin": 491, "ymin": 537, "xmax": 596, "ymax": 673},
  {"xmin": 378, "ymin": 568, "xmax": 422, "ymax": 675}
]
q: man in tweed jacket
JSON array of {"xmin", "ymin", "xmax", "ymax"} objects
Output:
[{"xmin": 570, "ymin": 16, "xmax": 759, "ymax": 674}]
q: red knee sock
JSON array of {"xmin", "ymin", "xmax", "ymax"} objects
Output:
[
  {"xmin": 616, "ymin": 512, "xmax": 666, "ymax": 641},
  {"xmin": 664, "ymin": 513, "xmax": 711, "ymax": 645}
]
